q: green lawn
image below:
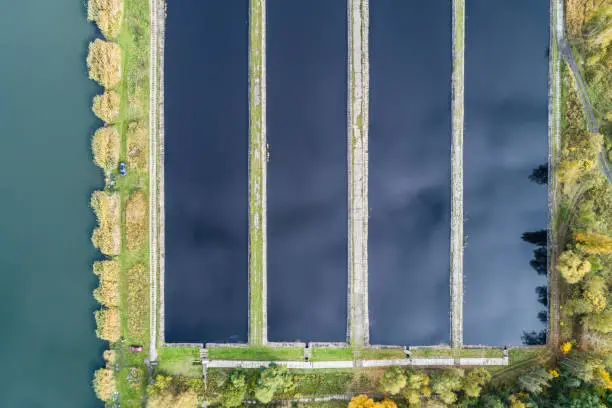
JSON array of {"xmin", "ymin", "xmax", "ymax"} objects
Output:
[
  {"xmin": 208, "ymin": 346, "xmax": 304, "ymax": 361},
  {"xmin": 310, "ymin": 348, "xmax": 354, "ymax": 361},
  {"xmin": 98, "ymin": 0, "xmax": 151, "ymax": 406},
  {"xmin": 410, "ymin": 348, "xmax": 453, "ymax": 358},
  {"xmin": 156, "ymin": 347, "xmax": 202, "ymax": 378},
  {"xmin": 357, "ymin": 348, "xmax": 406, "ymax": 360}
]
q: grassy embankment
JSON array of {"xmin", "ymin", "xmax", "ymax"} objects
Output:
[
  {"xmin": 248, "ymin": 0, "xmax": 265, "ymax": 346},
  {"xmin": 89, "ymin": 0, "xmax": 152, "ymax": 406}
]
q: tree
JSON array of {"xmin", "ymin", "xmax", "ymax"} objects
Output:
[
  {"xmin": 565, "ymin": 297, "xmax": 594, "ymax": 316},
  {"xmin": 575, "ymin": 231, "xmax": 612, "ymax": 254},
  {"xmin": 220, "ymin": 371, "xmax": 247, "ymax": 407},
  {"xmin": 253, "ymin": 364, "xmax": 293, "ymax": 403},
  {"xmin": 558, "ymin": 159, "xmax": 593, "ymax": 185},
  {"xmin": 348, "ymin": 395, "xmax": 376, "ymax": 408},
  {"xmin": 376, "ymin": 399, "xmax": 397, "ymax": 408},
  {"xmin": 125, "ymin": 191, "xmax": 147, "ymax": 251},
  {"xmin": 93, "ymin": 367, "xmax": 116, "ymax": 401},
  {"xmin": 95, "ymin": 307, "xmax": 121, "ymax": 342},
  {"xmin": 92, "ymin": 126, "xmax": 120, "ymax": 170},
  {"xmin": 87, "ymin": 39, "xmax": 122, "ymax": 88},
  {"xmin": 93, "ymin": 259, "xmax": 120, "ymax": 307},
  {"xmin": 91, "ymin": 191, "xmax": 120, "ymax": 255},
  {"xmin": 93, "ymin": 90, "xmax": 121, "ymax": 123},
  {"xmin": 380, "ymin": 366, "xmax": 407, "ymax": 395},
  {"xmin": 431, "ymin": 369, "xmax": 463, "ymax": 405},
  {"xmin": 517, "ymin": 367, "xmax": 552, "ymax": 393},
  {"xmin": 585, "ymin": 310, "xmax": 612, "ymax": 334},
  {"xmin": 88, "ymin": 0, "xmax": 124, "ymax": 39},
  {"xmin": 557, "ymin": 250, "xmax": 591, "ymax": 284},
  {"xmin": 462, "ymin": 368, "xmax": 491, "ymax": 398},
  {"xmin": 584, "ymin": 275, "xmax": 607, "ymax": 312},
  {"xmin": 147, "ymin": 390, "xmax": 198, "ymax": 408},
  {"xmin": 401, "ymin": 388, "xmax": 421, "ymax": 405},
  {"xmin": 529, "ymin": 164, "xmax": 548, "ymax": 184}
]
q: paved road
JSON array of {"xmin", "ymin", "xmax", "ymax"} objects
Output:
[{"xmin": 557, "ymin": 35, "xmax": 612, "ymax": 183}]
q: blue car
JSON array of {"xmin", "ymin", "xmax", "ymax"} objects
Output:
[{"xmin": 119, "ymin": 162, "xmax": 127, "ymax": 176}]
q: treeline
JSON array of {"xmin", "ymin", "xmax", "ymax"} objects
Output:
[
  {"xmin": 567, "ymin": 1, "xmax": 612, "ymax": 160},
  {"xmin": 553, "ymin": 0, "xmax": 612, "ymax": 348},
  {"xmin": 87, "ymin": 0, "xmax": 152, "ymax": 404}
]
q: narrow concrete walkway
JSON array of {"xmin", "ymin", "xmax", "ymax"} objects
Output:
[
  {"xmin": 248, "ymin": 0, "xmax": 268, "ymax": 345},
  {"xmin": 450, "ymin": 0, "xmax": 465, "ymax": 348},
  {"xmin": 202, "ymin": 357, "xmax": 508, "ymax": 369},
  {"xmin": 347, "ymin": 0, "xmax": 370, "ymax": 348},
  {"xmin": 148, "ymin": 0, "xmax": 163, "ymax": 363}
]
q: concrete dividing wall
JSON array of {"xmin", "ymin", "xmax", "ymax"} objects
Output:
[{"xmin": 347, "ymin": 0, "xmax": 370, "ymax": 348}]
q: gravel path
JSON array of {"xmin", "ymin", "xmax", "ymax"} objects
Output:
[{"xmin": 347, "ymin": 0, "xmax": 369, "ymax": 347}]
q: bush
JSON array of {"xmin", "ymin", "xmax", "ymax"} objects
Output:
[
  {"xmin": 380, "ymin": 366, "xmax": 406, "ymax": 395},
  {"xmin": 125, "ymin": 191, "xmax": 147, "ymax": 251},
  {"xmin": 87, "ymin": 39, "xmax": 122, "ymax": 88},
  {"xmin": 557, "ymin": 250, "xmax": 592, "ymax": 283},
  {"xmin": 254, "ymin": 364, "xmax": 293, "ymax": 403},
  {"xmin": 93, "ymin": 367, "xmax": 116, "ymax": 401},
  {"xmin": 147, "ymin": 390, "xmax": 198, "ymax": 408},
  {"xmin": 92, "ymin": 126, "xmax": 120, "ymax": 170},
  {"xmin": 127, "ymin": 264, "xmax": 148, "ymax": 341},
  {"xmin": 95, "ymin": 307, "xmax": 121, "ymax": 342},
  {"xmin": 93, "ymin": 260, "xmax": 120, "ymax": 307},
  {"xmin": 220, "ymin": 371, "xmax": 247, "ymax": 407},
  {"xmin": 88, "ymin": 0, "xmax": 124, "ymax": 39},
  {"xmin": 93, "ymin": 90, "xmax": 121, "ymax": 123},
  {"xmin": 91, "ymin": 191, "xmax": 121, "ymax": 255},
  {"xmin": 127, "ymin": 121, "xmax": 147, "ymax": 171},
  {"xmin": 102, "ymin": 349, "xmax": 116, "ymax": 365}
]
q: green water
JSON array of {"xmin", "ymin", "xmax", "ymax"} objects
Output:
[{"xmin": 0, "ymin": 1, "xmax": 104, "ymax": 406}]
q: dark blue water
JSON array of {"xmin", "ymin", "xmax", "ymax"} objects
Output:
[
  {"xmin": 0, "ymin": 1, "xmax": 103, "ymax": 406},
  {"xmin": 464, "ymin": 0, "xmax": 549, "ymax": 345},
  {"xmin": 267, "ymin": 0, "xmax": 348, "ymax": 342},
  {"xmin": 165, "ymin": 0, "xmax": 249, "ymax": 343},
  {"xmin": 369, "ymin": 0, "xmax": 451, "ymax": 346}
]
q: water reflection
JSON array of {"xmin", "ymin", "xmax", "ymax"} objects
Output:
[{"xmin": 521, "ymin": 165, "xmax": 549, "ymax": 346}]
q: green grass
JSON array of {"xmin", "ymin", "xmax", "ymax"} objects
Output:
[
  {"xmin": 458, "ymin": 348, "xmax": 504, "ymax": 358},
  {"xmin": 357, "ymin": 348, "xmax": 406, "ymax": 360},
  {"xmin": 410, "ymin": 348, "xmax": 453, "ymax": 358},
  {"xmin": 248, "ymin": 0, "xmax": 265, "ymax": 345},
  {"xmin": 92, "ymin": 0, "xmax": 151, "ymax": 406},
  {"xmin": 489, "ymin": 348, "xmax": 552, "ymax": 381},
  {"xmin": 208, "ymin": 346, "xmax": 304, "ymax": 361},
  {"xmin": 311, "ymin": 348, "xmax": 355, "ymax": 361},
  {"xmin": 156, "ymin": 347, "xmax": 202, "ymax": 378}
]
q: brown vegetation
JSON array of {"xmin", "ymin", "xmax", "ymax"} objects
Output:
[
  {"xmin": 127, "ymin": 264, "xmax": 148, "ymax": 341},
  {"xmin": 93, "ymin": 367, "xmax": 116, "ymax": 401},
  {"xmin": 125, "ymin": 191, "xmax": 147, "ymax": 251},
  {"xmin": 146, "ymin": 390, "xmax": 198, "ymax": 408},
  {"xmin": 95, "ymin": 307, "xmax": 121, "ymax": 342},
  {"xmin": 88, "ymin": 0, "xmax": 124, "ymax": 39},
  {"xmin": 575, "ymin": 231, "xmax": 612, "ymax": 253},
  {"xmin": 91, "ymin": 191, "xmax": 121, "ymax": 255},
  {"xmin": 126, "ymin": 121, "xmax": 147, "ymax": 171},
  {"xmin": 92, "ymin": 90, "xmax": 121, "ymax": 124},
  {"xmin": 92, "ymin": 126, "xmax": 120, "ymax": 170},
  {"xmin": 93, "ymin": 260, "xmax": 120, "ymax": 307},
  {"xmin": 87, "ymin": 39, "xmax": 122, "ymax": 88}
]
